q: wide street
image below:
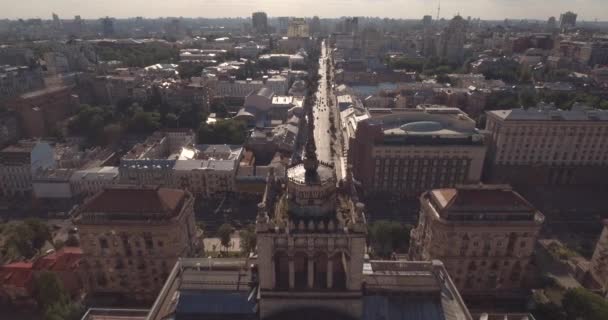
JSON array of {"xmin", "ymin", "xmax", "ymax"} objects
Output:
[
  {"xmin": 312, "ymin": 40, "xmax": 346, "ymax": 179},
  {"xmin": 312, "ymin": 40, "xmax": 333, "ymax": 163}
]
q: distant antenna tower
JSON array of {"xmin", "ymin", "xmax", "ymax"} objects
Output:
[{"xmin": 436, "ymin": 0, "xmax": 441, "ymax": 21}]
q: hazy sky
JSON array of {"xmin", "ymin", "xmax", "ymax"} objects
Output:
[{"xmin": 1, "ymin": 0, "xmax": 607, "ymax": 21}]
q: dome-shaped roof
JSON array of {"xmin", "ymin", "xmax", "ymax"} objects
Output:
[{"xmin": 400, "ymin": 121, "xmax": 443, "ymax": 132}]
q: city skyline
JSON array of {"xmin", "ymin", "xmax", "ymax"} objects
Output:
[{"xmin": 1, "ymin": 0, "xmax": 608, "ymax": 21}]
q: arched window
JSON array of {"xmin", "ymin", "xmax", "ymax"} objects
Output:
[
  {"xmin": 274, "ymin": 252, "xmax": 289, "ymax": 290},
  {"xmin": 294, "ymin": 252, "xmax": 308, "ymax": 290},
  {"xmin": 313, "ymin": 252, "xmax": 328, "ymax": 289},
  {"xmin": 332, "ymin": 253, "xmax": 347, "ymax": 290}
]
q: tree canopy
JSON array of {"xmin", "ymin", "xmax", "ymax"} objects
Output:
[
  {"xmin": 33, "ymin": 272, "xmax": 83, "ymax": 320},
  {"xmin": 239, "ymin": 225, "xmax": 257, "ymax": 256},
  {"xmin": 217, "ymin": 223, "xmax": 234, "ymax": 251},
  {"xmin": 197, "ymin": 120, "xmax": 248, "ymax": 145},
  {"xmin": 368, "ymin": 220, "xmax": 412, "ymax": 258},
  {"xmin": 562, "ymin": 288, "xmax": 608, "ymax": 320},
  {"xmin": 1, "ymin": 219, "xmax": 52, "ymax": 261}
]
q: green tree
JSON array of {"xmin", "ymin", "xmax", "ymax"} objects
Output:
[
  {"xmin": 368, "ymin": 221, "xmax": 412, "ymax": 258},
  {"xmin": 532, "ymin": 302, "xmax": 566, "ymax": 320},
  {"xmin": 24, "ymin": 218, "xmax": 52, "ymax": 250},
  {"xmin": 33, "ymin": 272, "xmax": 69, "ymax": 311},
  {"xmin": 33, "ymin": 272, "xmax": 83, "ymax": 320},
  {"xmin": 127, "ymin": 111, "xmax": 161, "ymax": 133},
  {"xmin": 562, "ymin": 288, "xmax": 608, "ymax": 320},
  {"xmin": 519, "ymin": 89, "xmax": 538, "ymax": 108},
  {"xmin": 239, "ymin": 225, "xmax": 257, "ymax": 255},
  {"xmin": 197, "ymin": 120, "xmax": 247, "ymax": 145},
  {"xmin": 217, "ymin": 223, "xmax": 234, "ymax": 252},
  {"xmin": 2, "ymin": 219, "xmax": 52, "ymax": 260}
]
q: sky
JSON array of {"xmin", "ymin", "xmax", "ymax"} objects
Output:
[{"xmin": 1, "ymin": 0, "xmax": 607, "ymax": 21}]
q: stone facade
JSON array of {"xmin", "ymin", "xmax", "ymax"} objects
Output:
[
  {"xmin": 0, "ymin": 140, "xmax": 55, "ymax": 197},
  {"xmin": 10, "ymin": 86, "xmax": 75, "ymax": 138},
  {"xmin": 409, "ymin": 185, "xmax": 544, "ymax": 296},
  {"xmin": 485, "ymin": 103, "xmax": 608, "ymax": 186},
  {"xmin": 74, "ymin": 186, "xmax": 198, "ymax": 301},
  {"xmin": 349, "ymin": 106, "xmax": 486, "ymax": 198},
  {"xmin": 256, "ymin": 111, "xmax": 367, "ymax": 318}
]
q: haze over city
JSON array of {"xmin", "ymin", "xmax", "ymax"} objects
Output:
[
  {"xmin": 1, "ymin": 0, "xmax": 608, "ymax": 319},
  {"xmin": 1, "ymin": 0, "xmax": 608, "ymax": 20}
]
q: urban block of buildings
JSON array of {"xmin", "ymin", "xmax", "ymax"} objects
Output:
[
  {"xmin": 349, "ymin": 105, "xmax": 487, "ymax": 198},
  {"xmin": 74, "ymin": 186, "xmax": 198, "ymax": 301},
  {"xmin": 409, "ymin": 184, "xmax": 545, "ymax": 297}
]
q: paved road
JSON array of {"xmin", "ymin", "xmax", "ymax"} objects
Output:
[{"xmin": 312, "ymin": 40, "xmax": 333, "ymax": 164}]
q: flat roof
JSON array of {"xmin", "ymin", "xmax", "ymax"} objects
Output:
[
  {"xmin": 488, "ymin": 104, "xmax": 608, "ymax": 121},
  {"xmin": 20, "ymin": 85, "xmax": 69, "ymax": 99}
]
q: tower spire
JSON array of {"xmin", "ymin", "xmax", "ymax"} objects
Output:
[{"xmin": 436, "ymin": 0, "xmax": 441, "ymax": 22}]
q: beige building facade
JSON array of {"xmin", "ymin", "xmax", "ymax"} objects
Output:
[
  {"xmin": 485, "ymin": 103, "xmax": 608, "ymax": 186},
  {"xmin": 349, "ymin": 106, "xmax": 487, "ymax": 198},
  {"xmin": 74, "ymin": 186, "xmax": 197, "ymax": 301},
  {"xmin": 409, "ymin": 184, "xmax": 544, "ymax": 296}
]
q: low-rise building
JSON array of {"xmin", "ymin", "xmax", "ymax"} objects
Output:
[
  {"xmin": 119, "ymin": 130, "xmax": 194, "ymax": 186},
  {"xmin": 173, "ymin": 145, "xmax": 243, "ymax": 198},
  {"xmin": 74, "ymin": 186, "xmax": 198, "ymax": 301},
  {"xmin": 214, "ymin": 76, "xmax": 288, "ymax": 98},
  {"xmin": 0, "ymin": 247, "xmax": 84, "ymax": 306},
  {"xmin": 0, "ymin": 65, "xmax": 44, "ymax": 101},
  {"xmin": 69, "ymin": 166, "xmax": 119, "ymax": 199},
  {"xmin": 0, "ymin": 111, "xmax": 20, "ymax": 148},
  {"xmin": 0, "ymin": 140, "xmax": 55, "ymax": 197},
  {"xmin": 409, "ymin": 184, "xmax": 545, "ymax": 296},
  {"xmin": 10, "ymin": 85, "xmax": 76, "ymax": 138},
  {"xmin": 234, "ymin": 88, "xmax": 299, "ymax": 127}
]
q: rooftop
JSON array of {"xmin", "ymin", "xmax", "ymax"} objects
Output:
[
  {"xmin": 364, "ymin": 106, "xmax": 482, "ymax": 143},
  {"xmin": 488, "ymin": 103, "xmax": 608, "ymax": 121},
  {"xmin": 80, "ymin": 308, "xmax": 149, "ymax": 320},
  {"xmin": 19, "ymin": 85, "xmax": 69, "ymax": 99},
  {"xmin": 147, "ymin": 258, "xmax": 253, "ymax": 320},
  {"xmin": 363, "ymin": 260, "xmax": 472, "ymax": 320},
  {"xmin": 428, "ymin": 185, "xmax": 544, "ymax": 223},
  {"xmin": 76, "ymin": 186, "xmax": 188, "ymax": 222}
]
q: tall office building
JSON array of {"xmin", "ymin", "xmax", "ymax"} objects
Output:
[
  {"xmin": 437, "ymin": 16, "xmax": 467, "ymax": 65},
  {"xmin": 485, "ymin": 103, "xmax": 608, "ymax": 186},
  {"xmin": 349, "ymin": 106, "xmax": 487, "ymax": 198},
  {"xmin": 252, "ymin": 12, "xmax": 268, "ymax": 34},
  {"xmin": 344, "ymin": 17, "xmax": 359, "ymax": 35},
  {"xmin": 287, "ymin": 18, "xmax": 310, "ymax": 38},
  {"xmin": 559, "ymin": 11, "xmax": 577, "ymax": 29},
  {"xmin": 74, "ymin": 186, "xmax": 198, "ymax": 301},
  {"xmin": 422, "ymin": 15, "xmax": 433, "ymax": 27},
  {"xmin": 101, "ymin": 17, "xmax": 114, "ymax": 37},
  {"xmin": 546, "ymin": 16, "xmax": 557, "ymax": 31},
  {"xmin": 409, "ymin": 184, "xmax": 545, "ymax": 295},
  {"xmin": 309, "ymin": 16, "xmax": 321, "ymax": 36}
]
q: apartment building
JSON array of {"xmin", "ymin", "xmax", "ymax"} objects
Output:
[
  {"xmin": 349, "ymin": 105, "xmax": 487, "ymax": 198},
  {"xmin": 485, "ymin": 103, "xmax": 608, "ymax": 186},
  {"xmin": 74, "ymin": 186, "xmax": 197, "ymax": 301},
  {"xmin": 409, "ymin": 184, "xmax": 545, "ymax": 296}
]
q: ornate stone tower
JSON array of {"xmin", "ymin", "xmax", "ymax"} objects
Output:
[{"xmin": 256, "ymin": 112, "xmax": 367, "ymax": 319}]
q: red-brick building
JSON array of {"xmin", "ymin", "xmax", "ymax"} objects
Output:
[
  {"xmin": 0, "ymin": 247, "xmax": 83, "ymax": 306},
  {"xmin": 10, "ymin": 86, "xmax": 77, "ymax": 138}
]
